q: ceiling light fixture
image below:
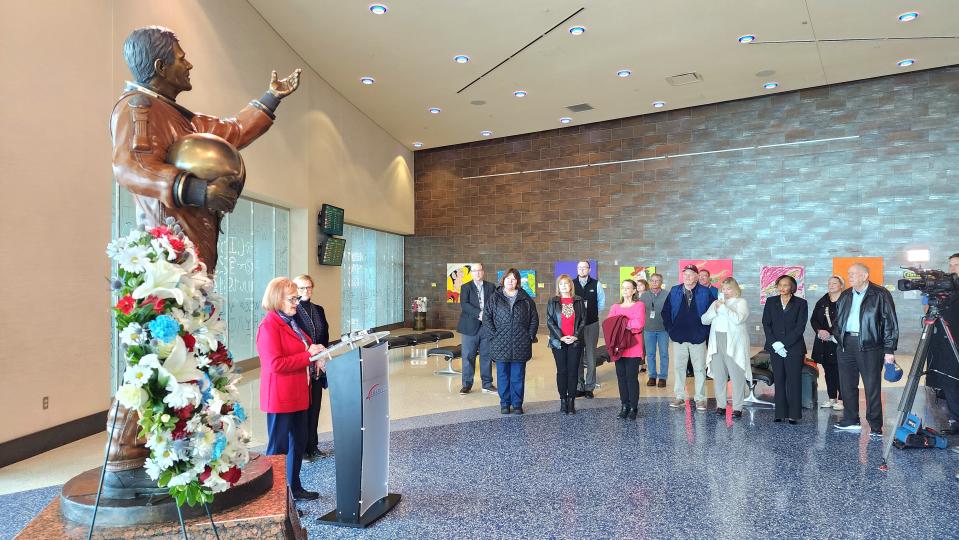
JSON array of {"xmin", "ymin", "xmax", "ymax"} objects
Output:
[
  {"xmin": 369, "ymin": 4, "xmax": 388, "ymax": 15},
  {"xmin": 412, "ymin": 142, "xmax": 423, "ymax": 148},
  {"xmin": 898, "ymin": 12, "xmax": 918, "ymax": 22},
  {"xmin": 480, "ymin": 130, "xmax": 493, "ymax": 137},
  {"xmin": 428, "ymin": 107, "xmax": 441, "ymax": 114},
  {"xmin": 559, "ymin": 117, "xmax": 572, "ymax": 124},
  {"xmin": 762, "ymin": 81, "xmax": 779, "ymax": 89},
  {"xmin": 738, "ymin": 34, "xmax": 756, "ymax": 44},
  {"xmin": 360, "ymin": 76, "xmax": 375, "ymax": 85},
  {"xmin": 617, "ymin": 69, "xmax": 632, "ymax": 78},
  {"xmin": 513, "ymin": 90, "xmax": 527, "ymax": 98},
  {"xmin": 568, "ymin": 26, "xmax": 586, "ymax": 36},
  {"xmin": 453, "ymin": 55, "xmax": 470, "ymax": 64},
  {"xmin": 652, "ymin": 101, "xmax": 666, "ymax": 108},
  {"xmin": 897, "ymin": 58, "xmax": 916, "ymax": 67}
]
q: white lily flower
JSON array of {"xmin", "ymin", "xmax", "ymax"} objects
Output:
[
  {"xmin": 167, "ymin": 469, "xmax": 197, "ymax": 487},
  {"xmin": 162, "ymin": 337, "xmax": 203, "ymax": 382},
  {"xmin": 131, "ymin": 259, "xmax": 186, "ymax": 305}
]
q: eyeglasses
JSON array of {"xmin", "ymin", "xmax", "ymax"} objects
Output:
[
  {"xmin": 297, "ymin": 286, "xmax": 313, "ymax": 291},
  {"xmin": 286, "ymin": 296, "xmax": 301, "ymax": 304}
]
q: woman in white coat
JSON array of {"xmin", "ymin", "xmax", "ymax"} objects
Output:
[{"xmin": 701, "ymin": 277, "xmax": 751, "ymax": 418}]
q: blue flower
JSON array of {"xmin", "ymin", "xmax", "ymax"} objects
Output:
[
  {"xmin": 211, "ymin": 433, "xmax": 227, "ymax": 460},
  {"xmin": 148, "ymin": 315, "xmax": 180, "ymax": 344},
  {"xmin": 199, "ymin": 373, "xmax": 213, "ymax": 404},
  {"xmin": 232, "ymin": 403, "xmax": 247, "ymax": 423}
]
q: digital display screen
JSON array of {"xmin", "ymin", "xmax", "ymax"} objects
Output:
[
  {"xmin": 319, "ymin": 237, "xmax": 346, "ymax": 266},
  {"xmin": 319, "ymin": 204, "xmax": 345, "ymax": 236}
]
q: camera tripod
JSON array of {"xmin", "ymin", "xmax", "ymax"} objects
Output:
[{"xmin": 880, "ymin": 302, "xmax": 959, "ymax": 470}]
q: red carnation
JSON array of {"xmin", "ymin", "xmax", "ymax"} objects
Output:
[
  {"xmin": 182, "ymin": 333, "xmax": 196, "ymax": 352},
  {"xmin": 143, "ymin": 295, "xmax": 166, "ymax": 314},
  {"xmin": 171, "ymin": 419, "xmax": 189, "ymax": 440},
  {"xmin": 116, "ymin": 295, "xmax": 136, "ymax": 315},
  {"xmin": 221, "ymin": 466, "xmax": 242, "ymax": 485},
  {"xmin": 209, "ymin": 343, "xmax": 231, "ymax": 366},
  {"xmin": 199, "ymin": 466, "xmax": 213, "ymax": 483},
  {"xmin": 168, "ymin": 237, "xmax": 186, "ymax": 254},
  {"xmin": 148, "ymin": 225, "xmax": 171, "ymax": 239},
  {"xmin": 175, "ymin": 404, "xmax": 195, "ymax": 420}
]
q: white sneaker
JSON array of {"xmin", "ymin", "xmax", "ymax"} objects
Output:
[
  {"xmin": 820, "ymin": 399, "xmax": 835, "ymax": 408},
  {"xmin": 832, "ymin": 401, "xmax": 844, "ymax": 411}
]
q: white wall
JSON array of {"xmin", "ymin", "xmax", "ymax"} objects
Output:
[{"xmin": 0, "ymin": 0, "xmax": 413, "ymax": 443}]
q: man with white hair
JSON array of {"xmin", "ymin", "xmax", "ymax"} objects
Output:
[{"xmin": 832, "ymin": 263, "xmax": 900, "ymax": 435}]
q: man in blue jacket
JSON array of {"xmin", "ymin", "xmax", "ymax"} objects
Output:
[{"xmin": 662, "ymin": 265, "xmax": 713, "ymax": 410}]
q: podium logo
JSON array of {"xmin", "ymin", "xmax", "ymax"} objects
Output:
[{"xmin": 366, "ymin": 383, "xmax": 386, "ymax": 401}]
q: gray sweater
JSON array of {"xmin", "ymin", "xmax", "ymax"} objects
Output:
[{"xmin": 640, "ymin": 289, "xmax": 668, "ymax": 331}]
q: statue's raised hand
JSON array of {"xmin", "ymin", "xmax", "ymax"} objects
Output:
[{"xmin": 268, "ymin": 68, "xmax": 302, "ymax": 98}]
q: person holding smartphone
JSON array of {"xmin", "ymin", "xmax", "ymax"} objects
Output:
[{"xmin": 546, "ymin": 274, "xmax": 586, "ymax": 414}]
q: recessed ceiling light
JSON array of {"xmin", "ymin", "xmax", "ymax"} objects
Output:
[
  {"xmin": 898, "ymin": 12, "xmax": 918, "ymax": 22},
  {"xmin": 762, "ymin": 81, "xmax": 779, "ymax": 90},
  {"xmin": 568, "ymin": 26, "xmax": 586, "ymax": 36},
  {"xmin": 617, "ymin": 69, "xmax": 632, "ymax": 78},
  {"xmin": 428, "ymin": 107, "xmax": 441, "ymax": 114},
  {"xmin": 513, "ymin": 90, "xmax": 527, "ymax": 98},
  {"xmin": 897, "ymin": 58, "xmax": 916, "ymax": 67},
  {"xmin": 360, "ymin": 76, "xmax": 375, "ymax": 85},
  {"xmin": 369, "ymin": 4, "xmax": 387, "ymax": 15},
  {"xmin": 559, "ymin": 117, "xmax": 572, "ymax": 124},
  {"xmin": 738, "ymin": 34, "xmax": 756, "ymax": 44},
  {"xmin": 652, "ymin": 101, "xmax": 666, "ymax": 108},
  {"xmin": 480, "ymin": 130, "xmax": 493, "ymax": 137},
  {"xmin": 412, "ymin": 142, "xmax": 423, "ymax": 148},
  {"xmin": 453, "ymin": 55, "xmax": 470, "ymax": 64}
]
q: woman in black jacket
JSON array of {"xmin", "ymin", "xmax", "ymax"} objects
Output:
[
  {"xmin": 293, "ymin": 274, "xmax": 330, "ymax": 461},
  {"xmin": 810, "ymin": 276, "xmax": 844, "ymax": 411},
  {"xmin": 485, "ymin": 268, "xmax": 540, "ymax": 415},
  {"xmin": 546, "ymin": 274, "xmax": 586, "ymax": 415},
  {"xmin": 762, "ymin": 275, "xmax": 808, "ymax": 424}
]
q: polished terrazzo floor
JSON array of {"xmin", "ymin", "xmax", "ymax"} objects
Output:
[{"xmin": 2, "ymin": 329, "xmax": 956, "ymax": 539}]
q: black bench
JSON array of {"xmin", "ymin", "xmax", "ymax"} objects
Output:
[
  {"xmin": 387, "ymin": 336, "xmax": 413, "ymax": 350},
  {"xmin": 428, "ymin": 344, "xmax": 462, "ymax": 375}
]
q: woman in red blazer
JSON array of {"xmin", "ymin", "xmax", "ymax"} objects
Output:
[{"xmin": 257, "ymin": 277, "xmax": 327, "ymax": 501}]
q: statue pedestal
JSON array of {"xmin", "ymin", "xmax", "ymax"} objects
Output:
[{"xmin": 18, "ymin": 455, "xmax": 299, "ymax": 539}]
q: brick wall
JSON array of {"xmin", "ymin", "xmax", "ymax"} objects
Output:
[{"xmin": 406, "ymin": 67, "xmax": 959, "ymax": 353}]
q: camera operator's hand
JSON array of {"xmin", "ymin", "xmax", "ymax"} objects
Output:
[
  {"xmin": 206, "ymin": 175, "xmax": 245, "ymax": 212},
  {"xmin": 884, "ymin": 353, "xmax": 896, "ymax": 364}
]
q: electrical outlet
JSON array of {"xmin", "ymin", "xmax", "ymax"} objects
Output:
[{"xmin": 42, "ymin": 396, "xmax": 49, "ymax": 410}]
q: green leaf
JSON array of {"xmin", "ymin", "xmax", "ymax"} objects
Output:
[{"xmin": 158, "ymin": 470, "xmax": 173, "ymax": 487}]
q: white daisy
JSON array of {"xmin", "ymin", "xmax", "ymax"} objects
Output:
[
  {"xmin": 116, "ymin": 245, "xmax": 150, "ymax": 273},
  {"xmin": 144, "ymin": 457, "xmax": 164, "ymax": 480},
  {"xmin": 119, "ymin": 323, "xmax": 146, "ymax": 346},
  {"xmin": 123, "ymin": 363, "xmax": 153, "ymax": 387}
]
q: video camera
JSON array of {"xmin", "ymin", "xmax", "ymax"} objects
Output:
[{"xmin": 898, "ymin": 267, "xmax": 959, "ymax": 307}]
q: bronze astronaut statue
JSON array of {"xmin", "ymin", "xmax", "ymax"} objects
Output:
[{"xmin": 106, "ymin": 25, "xmax": 300, "ymax": 497}]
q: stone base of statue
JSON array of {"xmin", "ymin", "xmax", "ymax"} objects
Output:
[{"xmin": 16, "ymin": 454, "xmax": 295, "ymax": 539}]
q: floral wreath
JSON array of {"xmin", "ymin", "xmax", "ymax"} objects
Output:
[{"xmin": 109, "ymin": 217, "xmax": 250, "ymax": 507}]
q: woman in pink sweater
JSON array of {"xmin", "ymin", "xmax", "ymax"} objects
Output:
[{"xmin": 607, "ymin": 279, "xmax": 646, "ymax": 419}]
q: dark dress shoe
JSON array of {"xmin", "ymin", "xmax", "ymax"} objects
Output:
[
  {"xmin": 302, "ymin": 452, "xmax": 317, "ymax": 463},
  {"xmin": 513, "ymin": 407, "xmax": 524, "ymax": 414},
  {"xmin": 292, "ymin": 488, "xmax": 319, "ymax": 501},
  {"xmin": 788, "ymin": 419, "xmax": 798, "ymax": 425},
  {"xmin": 576, "ymin": 390, "xmax": 587, "ymax": 397},
  {"xmin": 500, "ymin": 406, "xmax": 511, "ymax": 414},
  {"xmin": 560, "ymin": 399, "xmax": 568, "ymax": 414},
  {"xmin": 774, "ymin": 418, "xmax": 783, "ymax": 423},
  {"xmin": 646, "ymin": 378, "xmax": 657, "ymax": 387},
  {"xmin": 716, "ymin": 408, "xmax": 726, "ymax": 416},
  {"xmin": 567, "ymin": 398, "xmax": 576, "ymax": 414},
  {"xmin": 585, "ymin": 391, "xmax": 594, "ymax": 399},
  {"xmin": 617, "ymin": 405, "xmax": 628, "ymax": 419},
  {"xmin": 657, "ymin": 379, "xmax": 666, "ymax": 388},
  {"xmin": 732, "ymin": 410, "xmax": 742, "ymax": 418},
  {"xmin": 627, "ymin": 408, "xmax": 637, "ymax": 420}
]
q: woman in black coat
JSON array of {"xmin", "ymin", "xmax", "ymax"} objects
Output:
[
  {"xmin": 546, "ymin": 274, "xmax": 586, "ymax": 415},
  {"xmin": 810, "ymin": 275, "xmax": 844, "ymax": 411},
  {"xmin": 293, "ymin": 275, "xmax": 330, "ymax": 461},
  {"xmin": 484, "ymin": 268, "xmax": 539, "ymax": 415},
  {"xmin": 762, "ymin": 275, "xmax": 808, "ymax": 424}
]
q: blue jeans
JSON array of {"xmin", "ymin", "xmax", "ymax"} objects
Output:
[
  {"xmin": 461, "ymin": 325, "xmax": 493, "ymax": 389},
  {"xmin": 644, "ymin": 330, "xmax": 670, "ymax": 379},
  {"xmin": 496, "ymin": 361, "xmax": 527, "ymax": 408},
  {"xmin": 266, "ymin": 410, "xmax": 307, "ymax": 491}
]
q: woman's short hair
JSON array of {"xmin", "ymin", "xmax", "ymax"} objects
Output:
[
  {"xmin": 293, "ymin": 274, "xmax": 313, "ymax": 286},
  {"xmin": 776, "ymin": 274, "xmax": 798, "ymax": 295},
  {"xmin": 262, "ymin": 277, "xmax": 297, "ymax": 312},
  {"xmin": 621, "ymin": 279, "xmax": 639, "ymax": 302},
  {"xmin": 829, "ymin": 275, "xmax": 845, "ymax": 288},
  {"xmin": 501, "ymin": 268, "xmax": 521, "ymax": 287},
  {"xmin": 720, "ymin": 277, "xmax": 742, "ymax": 298},
  {"xmin": 555, "ymin": 274, "xmax": 575, "ymax": 297}
]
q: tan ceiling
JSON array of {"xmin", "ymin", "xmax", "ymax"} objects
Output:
[{"xmin": 249, "ymin": 0, "xmax": 959, "ymax": 151}]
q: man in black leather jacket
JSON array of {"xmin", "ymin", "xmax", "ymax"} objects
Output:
[{"xmin": 831, "ymin": 263, "xmax": 899, "ymax": 434}]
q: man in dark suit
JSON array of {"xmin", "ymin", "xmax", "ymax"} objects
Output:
[
  {"xmin": 458, "ymin": 263, "xmax": 497, "ymax": 394},
  {"xmin": 832, "ymin": 263, "xmax": 899, "ymax": 435}
]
